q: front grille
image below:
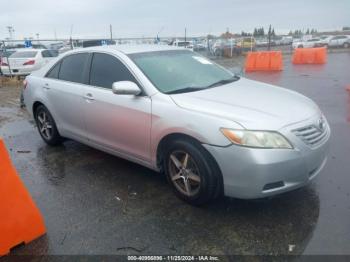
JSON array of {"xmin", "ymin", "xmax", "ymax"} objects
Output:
[{"xmin": 292, "ymin": 125, "xmax": 328, "ymax": 146}]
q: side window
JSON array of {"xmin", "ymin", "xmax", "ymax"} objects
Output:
[
  {"xmin": 46, "ymin": 62, "xmax": 61, "ymax": 79},
  {"xmin": 89, "ymin": 53, "xmax": 137, "ymax": 89},
  {"xmin": 42, "ymin": 50, "xmax": 51, "ymax": 58},
  {"xmin": 59, "ymin": 53, "xmax": 89, "ymax": 83}
]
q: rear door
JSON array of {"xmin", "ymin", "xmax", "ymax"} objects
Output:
[
  {"xmin": 81, "ymin": 52, "xmax": 152, "ymax": 162},
  {"xmin": 43, "ymin": 52, "xmax": 90, "ymax": 141}
]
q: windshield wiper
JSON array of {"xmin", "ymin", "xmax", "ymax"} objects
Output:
[
  {"xmin": 166, "ymin": 86, "xmax": 206, "ymax": 94},
  {"xmin": 166, "ymin": 75, "xmax": 240, "ymax": 95},
  {"xmin": 206, "ymin": 75, "xmax": 240, "ymax": 88}
]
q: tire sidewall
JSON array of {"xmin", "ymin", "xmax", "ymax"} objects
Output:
[
  {"xmin": 163, "ymin": 139, "xmax": 219, "ymax": 205},
  {"xmin": 35, "ymin": 105, "xmax": 61, "ymax": 145}
]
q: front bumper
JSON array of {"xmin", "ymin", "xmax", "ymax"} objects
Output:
[{"xmin": 203, "ymin": 117, "xmax": 330, "ymax": 199}]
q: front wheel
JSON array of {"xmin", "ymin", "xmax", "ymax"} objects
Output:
[
  {"xmin": 35, "ymin": 105, "xmax": 62, "ymax": 146},
  {"xmin": 163, "ymin": 139, "xmax": 222, "ymax": 205}
]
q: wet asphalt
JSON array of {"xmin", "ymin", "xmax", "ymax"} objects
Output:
[{"xmin": 0, "ymin": 52, "xmax": 349, "ymax": 256}]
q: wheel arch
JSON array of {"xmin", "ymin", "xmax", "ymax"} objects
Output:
[
  {"xmin": 32, "ymin": 101, "xmax": 45, "ymax": 116},
  {"xmin": 155, "ymin": 132, "xmax": 221, "ymax": 174},
  {"xmin": 156, "ymin": 132, "xmax": 224, "ymax": 199}
]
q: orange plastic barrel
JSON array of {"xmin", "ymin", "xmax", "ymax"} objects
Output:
[
  {"xmin": 292, "ymin": 47, "xmax": 327, "ymax": 64},
  {"xmin": 245, "ymin": 51, "xmax": 283, "ymax": 72}
]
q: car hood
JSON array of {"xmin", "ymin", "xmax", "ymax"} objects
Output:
[{"xmin": 170, "ymin": 77, "xmax": 320, "ymax": 130}]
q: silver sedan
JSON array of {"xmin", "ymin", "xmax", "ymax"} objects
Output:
[{"xmin": 23, "ymin": 45, "xmax": 330, "ymax": 205}]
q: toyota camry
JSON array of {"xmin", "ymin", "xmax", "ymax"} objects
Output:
[{"xmin": 23, "ymin": 45, "xmax": 330, "ymax": 205}]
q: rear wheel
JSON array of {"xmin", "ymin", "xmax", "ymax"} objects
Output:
[
  {"xmin": 163, "ymin": 139, "xmax": 222, "ymax": 205},
  {"xmin": 35, "ymin": 105, "xmax": 62, "ymax": 146},
  {"xmin": 343, "ymin": 42, "xmax": 349, "ymax": 48}
]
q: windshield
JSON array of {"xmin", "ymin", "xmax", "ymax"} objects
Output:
[
  {"xmin": 129, "ymin": 50, "xmax": 237, "ymax": 94},
  {"xmin": 10, "ymin": 51, "xmax": 38, "ymax": 58}
]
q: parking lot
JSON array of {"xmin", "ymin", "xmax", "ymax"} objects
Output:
[{"xmin": 0, "ymin": 51, "xmax": 350, "ymax": 256}]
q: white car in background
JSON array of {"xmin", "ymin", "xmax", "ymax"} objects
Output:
[
  {"xmin": 281, "ymin": 36, "xmax": 293, "ymax": 45},
  {"xmin": 327, "ymin": 35, "xmax": 350, "ymax": 48},
  {"xmin": 292, "ymin": 38, "xmax": 321, "ymax": 49},
  {"xmin": 171, "ymin": 40, "xmax": 194, "ymax": 50},
  {"xmin": 0, "ymin": 49, "xmax": 58, "ymax": 76},
  {"xmin": 314, "ymin": 36, "xmax": 332, "ymax": 47}
]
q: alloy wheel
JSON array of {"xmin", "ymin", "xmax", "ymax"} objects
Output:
[
  {"xmin": 37, "ymin": 110, "xmax": 53, "ymax": 140},
  {"xmin": 168, "ymin": 150, "xmax": 201, "ymax": 196}
]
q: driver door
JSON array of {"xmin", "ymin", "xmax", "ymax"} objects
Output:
[{"xmin": 81, "ymin": 52, "xmax": 152, "ymax": 163}]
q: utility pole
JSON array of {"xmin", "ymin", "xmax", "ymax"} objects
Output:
[
  {"xmin": 110, "ymin": 24, "xmax": 113, "ymax": 40},
  {"xmin": 185, "ymin": 27, "xmax": 187, "ymax": 47},
  {"xmin": 69, "ymin": 25, "xmax": 74, "ymax": 49},
  {"xmin": 6, "ymin": 26, "xmax": 14, "ymax": 40}
]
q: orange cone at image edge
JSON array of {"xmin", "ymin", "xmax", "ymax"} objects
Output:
[{"xmin": 0, "ymin": 138, "xmax": 46, "ymax": 256}]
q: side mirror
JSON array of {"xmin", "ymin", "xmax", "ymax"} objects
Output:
[{"xmin": 112, "ymin": 81, "xmax": 141, "ymax": 96}]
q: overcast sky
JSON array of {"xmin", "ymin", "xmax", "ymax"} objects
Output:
[{"xmin": 1, "ymin": 0, "xmax": 349, "ymax": 40}]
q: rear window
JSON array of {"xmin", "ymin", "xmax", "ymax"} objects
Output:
[{"xmin": 10, "ymin": 51, "xmax": 38, "ymax": 58}]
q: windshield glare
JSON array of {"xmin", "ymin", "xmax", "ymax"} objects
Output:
[{"xmin": 129, "ymin": 50, "xmax": 235, "ymax": 94}]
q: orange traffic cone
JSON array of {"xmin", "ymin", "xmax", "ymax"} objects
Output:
[{"xmin": 0, "ymin": 138, "xmax": 46, "ymax": 256}]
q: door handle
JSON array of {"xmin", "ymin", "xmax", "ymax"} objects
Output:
[
  {"xmin": 43, "ymin": 83, "xmax": 50, "ymax": 90},
  {"xmin": 84, "ymin": 93, "xmax": 95, "ymax": 101}
]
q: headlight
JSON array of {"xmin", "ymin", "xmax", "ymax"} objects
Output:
[{"xmin": 220, "ymin": 128, "xmax": 293, "ymax": 149}]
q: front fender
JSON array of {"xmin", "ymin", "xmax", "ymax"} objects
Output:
[{"xmin": 150, "ymin": 94, "xmax": 242, "ymax": 167}]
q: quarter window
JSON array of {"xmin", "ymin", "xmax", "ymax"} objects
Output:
[
  {"xmin": 89, "ymin": 53, "xmax": 136, "ymax": 89},
  {"xmin": 46, "ymin": 62, "xmax": 61, "ymax": 79},
  {"xmin": 59, "ymin": 53, "xmax": 90, "ymax": 83},
  {"xmin": 42, "ymin": 50, "xmax": 58, "ymax": 58}
]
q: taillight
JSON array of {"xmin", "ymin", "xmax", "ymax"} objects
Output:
[
  {"xmin": 23, "ymin": 80, "xmax": 28, "ymax": 89},
  {"xmin": 1, "ymin": 61, "xmax": 8, "ymax": 66},
  {"xmin": 23, "ymin": 60, "xmax": 35, "ymax": 66}
]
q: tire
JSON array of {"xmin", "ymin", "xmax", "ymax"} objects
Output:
[
  {"xmin": 163, "ymin": 139, "xmax": 222, "ymax": 205},
  {"xmin": 344, "ymin": 42, "xmax": 349, "ymax": 48},
  {"xmin": 34, "ymin": 105, "xmax": 62, "ymax": 146},
  {"xmin": 298, "ymin": 45, "xmax": 303, "ymax": 48}
]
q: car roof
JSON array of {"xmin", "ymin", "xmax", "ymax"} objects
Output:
[{"xmin": 73, "ymin": 44, "xmax": 186, "ymax": 55}]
